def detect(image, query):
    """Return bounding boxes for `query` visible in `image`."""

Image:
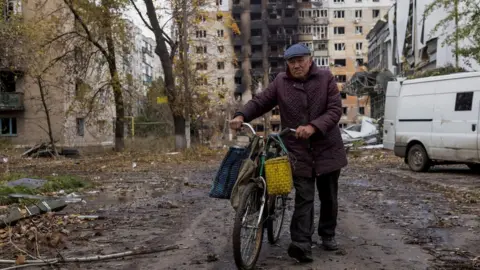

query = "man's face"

[286,56,312,79]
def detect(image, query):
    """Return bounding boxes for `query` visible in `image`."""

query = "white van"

[383,72,480,172]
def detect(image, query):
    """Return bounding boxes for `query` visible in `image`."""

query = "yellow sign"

[157,96,168,104]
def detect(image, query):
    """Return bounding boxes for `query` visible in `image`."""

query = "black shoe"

[321,237,338,251]
[288,243,313,263]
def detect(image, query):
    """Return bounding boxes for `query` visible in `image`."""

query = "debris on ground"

[6,178,47,189]
[342,117,380,145]
[0,199,67,228]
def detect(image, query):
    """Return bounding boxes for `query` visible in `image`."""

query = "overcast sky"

[125,0,172,40]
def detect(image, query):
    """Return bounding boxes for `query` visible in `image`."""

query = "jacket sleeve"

[309,72,342,135]
[234,78,279,122]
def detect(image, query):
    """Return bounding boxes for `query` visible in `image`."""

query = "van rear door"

[383,81,401,150]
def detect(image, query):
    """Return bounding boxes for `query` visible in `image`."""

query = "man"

[230,43,348,262]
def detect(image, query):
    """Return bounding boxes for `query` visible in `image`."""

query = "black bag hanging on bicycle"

[209,146,249,199]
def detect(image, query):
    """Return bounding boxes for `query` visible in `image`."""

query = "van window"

[455,92,473,111]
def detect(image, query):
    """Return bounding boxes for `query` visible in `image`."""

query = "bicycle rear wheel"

[232,182,264,270]
[267,195,286,244]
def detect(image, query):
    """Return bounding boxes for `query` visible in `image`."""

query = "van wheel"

[407,144,430,172]
[467,164,480,172]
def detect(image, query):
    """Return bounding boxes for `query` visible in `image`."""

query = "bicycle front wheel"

[232,182,264,270]
[267,195,286,244]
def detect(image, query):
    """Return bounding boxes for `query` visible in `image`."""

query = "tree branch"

[62,0,110,62]
[129,0,153,31]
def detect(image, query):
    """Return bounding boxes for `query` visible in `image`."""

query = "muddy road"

[10,151,479,270]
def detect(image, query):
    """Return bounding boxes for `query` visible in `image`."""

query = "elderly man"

[230,43,348,262]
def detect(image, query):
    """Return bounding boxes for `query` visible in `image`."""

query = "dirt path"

[27,153,478,270]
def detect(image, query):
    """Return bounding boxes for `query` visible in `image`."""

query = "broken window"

[234,77,242,84]
[251,12,261,20]
[334,59,346,67]
[217,62,225,70]
[455,92,473,111]
[0,71,16,92]
[217,29,224,37]
[372,9,380,18]
[0,118,17,136]
[355,26,363,35]
[356,42,363,50]
[217,77,225,85]
[340,92,347,99]
[76,118,85,137]
[342,107,348,115]
[218,46,224,53]
[359,107,365,114]
[334,26,345,35]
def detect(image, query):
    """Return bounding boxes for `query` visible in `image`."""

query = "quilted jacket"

[235,63,348,178]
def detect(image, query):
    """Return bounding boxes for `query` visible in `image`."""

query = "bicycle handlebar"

[278,127,296,137]
[241,123,256,135]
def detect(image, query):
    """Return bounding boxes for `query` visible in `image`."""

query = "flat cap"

[284,43,311,60]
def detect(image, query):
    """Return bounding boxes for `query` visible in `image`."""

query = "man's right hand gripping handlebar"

[229,115,245,130]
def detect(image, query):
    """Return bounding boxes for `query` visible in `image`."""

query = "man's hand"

[296,125,316,139]
[229,116,244,130]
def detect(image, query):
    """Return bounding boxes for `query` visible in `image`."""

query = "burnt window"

[251,13,261,20]
[334,59,346,67]
[234,77,242,84]
[455,92,473,111]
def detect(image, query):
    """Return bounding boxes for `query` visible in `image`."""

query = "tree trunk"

[180,0,191,149]
[103,0,125,151]
[37,76,58,156]
[261,0,270,135]
[241,0,252,99]
[174,115,186,150]
[144,0,186,150]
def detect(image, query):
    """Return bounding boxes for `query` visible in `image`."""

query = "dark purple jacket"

[235,64,348,178]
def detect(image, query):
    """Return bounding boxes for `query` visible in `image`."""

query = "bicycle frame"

[240,123,295,228]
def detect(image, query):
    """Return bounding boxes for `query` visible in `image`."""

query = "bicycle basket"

[209,146,249,199]
[264,156,293,195]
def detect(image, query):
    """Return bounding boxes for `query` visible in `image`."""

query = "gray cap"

[284,43,311,60]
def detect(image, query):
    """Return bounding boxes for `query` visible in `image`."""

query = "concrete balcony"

[0,92,24,111]
[251,51,263,60]
[250,36,263,45]
[251,20,264,29]
[299,17,328,25]
[251,4,262,13]
[0,48,26,72]
[313,50,329,57]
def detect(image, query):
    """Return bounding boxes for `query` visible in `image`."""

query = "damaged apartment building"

[0,0,155,149]
[231,0,392,133]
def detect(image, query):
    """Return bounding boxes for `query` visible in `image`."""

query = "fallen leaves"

[15,254,25,265]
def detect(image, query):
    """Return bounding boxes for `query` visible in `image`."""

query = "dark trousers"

[290,169,340,248]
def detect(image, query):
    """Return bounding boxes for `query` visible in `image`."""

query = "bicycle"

[232,123,296,270]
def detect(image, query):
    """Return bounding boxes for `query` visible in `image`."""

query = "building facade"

[327,0,392,126]
[122,21,163,118]
[230,0,392,131]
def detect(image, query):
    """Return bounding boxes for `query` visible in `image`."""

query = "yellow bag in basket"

[265,156,293,195]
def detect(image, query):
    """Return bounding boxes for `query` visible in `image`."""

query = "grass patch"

[0,173,92,205]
